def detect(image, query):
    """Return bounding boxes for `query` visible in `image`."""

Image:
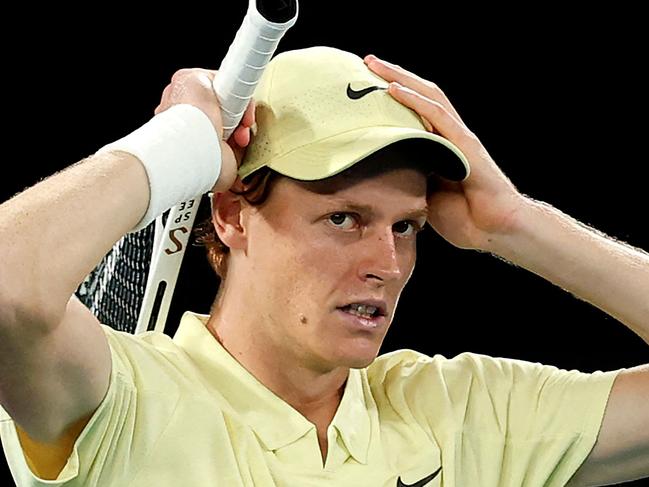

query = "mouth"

[337,303,386,318]
[336,301,388,330]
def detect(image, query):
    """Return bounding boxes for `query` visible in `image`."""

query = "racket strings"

[76,224,155,333]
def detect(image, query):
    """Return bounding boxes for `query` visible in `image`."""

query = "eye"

[327,213,424,237]
[393,220,423,237]
[327,212,357,230]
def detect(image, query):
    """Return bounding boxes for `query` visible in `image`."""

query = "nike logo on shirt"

[396,465,442,487]
[346,83,387,99]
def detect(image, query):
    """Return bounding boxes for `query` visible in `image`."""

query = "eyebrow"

[326,200,429,221]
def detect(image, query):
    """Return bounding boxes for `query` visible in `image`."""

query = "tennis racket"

[75,0,299,334]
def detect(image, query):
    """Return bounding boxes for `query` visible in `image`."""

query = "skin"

[157,59,528,256]
[201,54,530,409]
[154,67,256,193]
[4,55,645,483]
[20,52,635,481]
[360,55,528,252]
[208,166,428,414]
[157,58,531,461]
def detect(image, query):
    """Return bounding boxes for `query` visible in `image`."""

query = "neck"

[206,285,348,424]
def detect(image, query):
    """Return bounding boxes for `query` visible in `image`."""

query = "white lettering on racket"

[174,199,195,224]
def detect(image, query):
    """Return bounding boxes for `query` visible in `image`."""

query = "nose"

[357,228,403,285]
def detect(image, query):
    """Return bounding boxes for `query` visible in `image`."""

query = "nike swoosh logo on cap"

[396,466,442,487]
[346,83,387,100]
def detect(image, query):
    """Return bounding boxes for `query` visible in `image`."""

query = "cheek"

[247,218,346,313]
[250,239,324,312]
[281,242,343,323]
[401,247,417,279]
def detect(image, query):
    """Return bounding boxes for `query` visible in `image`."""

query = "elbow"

[0,290,67,336]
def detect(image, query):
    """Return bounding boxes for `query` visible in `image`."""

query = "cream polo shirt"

[1,311,622,486]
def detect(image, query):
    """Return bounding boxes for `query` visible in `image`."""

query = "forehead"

[293,166,428,198]
[294,141,431,194]
[260,168,428,228]
[292,143,431,197]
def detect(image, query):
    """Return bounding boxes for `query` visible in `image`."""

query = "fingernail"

[365,54,377,63]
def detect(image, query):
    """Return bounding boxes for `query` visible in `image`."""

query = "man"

[0,46,647,486]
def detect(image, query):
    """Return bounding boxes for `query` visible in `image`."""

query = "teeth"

[348,303,378,317]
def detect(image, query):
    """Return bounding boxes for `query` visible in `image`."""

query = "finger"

[232,125,250,148]
[174,67,216,77]
[226,124,252,162]
[213,142,238,192]
[233,144,245,167]
[364,55,465,124]
[201,68,219,77]
[419,113,436,133]
[427,173,464,196]
[226,137,247,169]
[171,68,195,83]
[388,82,472,152]
[154,84,171,114]
[241,99,256,127]
[160,83,172,102]
[202,69,255,128]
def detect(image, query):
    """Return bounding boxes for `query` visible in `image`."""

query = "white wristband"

[97,104,222,233]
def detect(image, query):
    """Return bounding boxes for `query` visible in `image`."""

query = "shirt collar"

[172,311,371,464]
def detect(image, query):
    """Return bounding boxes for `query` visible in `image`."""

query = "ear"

[210,177,248,251]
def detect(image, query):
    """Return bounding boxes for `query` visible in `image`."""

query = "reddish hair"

[193,166,280,280]
[193,140,440,280]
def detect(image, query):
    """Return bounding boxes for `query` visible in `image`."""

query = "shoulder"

[367,348,514,385]
[369,348,619,385]
[367,349,620,411]
[365,350,502,412]
[99,324,196,393]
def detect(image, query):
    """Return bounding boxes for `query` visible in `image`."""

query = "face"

[237,166,428,372]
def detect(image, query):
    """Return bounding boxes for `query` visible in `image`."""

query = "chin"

[334,343,380,369]
[347,355,378,369]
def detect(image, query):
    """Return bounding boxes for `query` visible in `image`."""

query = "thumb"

[212,141,238,193]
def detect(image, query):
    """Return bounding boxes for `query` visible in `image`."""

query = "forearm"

[0,151,149,326]
[486,198,649,345]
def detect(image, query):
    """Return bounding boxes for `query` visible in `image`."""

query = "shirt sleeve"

[436,352,623,486]
[371,349,623,486]
[0,325,138,487]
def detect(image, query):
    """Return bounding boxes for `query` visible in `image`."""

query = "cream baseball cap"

[238,46,470,182]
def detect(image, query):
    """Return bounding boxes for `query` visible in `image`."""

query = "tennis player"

[0,46,647,486]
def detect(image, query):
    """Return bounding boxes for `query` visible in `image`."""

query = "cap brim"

[260,126,470,182]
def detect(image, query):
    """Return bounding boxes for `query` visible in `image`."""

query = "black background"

[2,3,647,485]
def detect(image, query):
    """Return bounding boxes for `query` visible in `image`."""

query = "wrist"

[97,104,222,232]
[480,196,540,257]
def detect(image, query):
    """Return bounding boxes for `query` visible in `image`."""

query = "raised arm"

[363,53,649,485]
[485,193,649,486]
[0,68,249,457]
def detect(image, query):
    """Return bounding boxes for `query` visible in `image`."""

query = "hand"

[154,68,256,193]
[364,55,528,251]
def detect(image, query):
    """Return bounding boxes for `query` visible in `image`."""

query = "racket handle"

[215,0,298,140]
[135,0,298,335]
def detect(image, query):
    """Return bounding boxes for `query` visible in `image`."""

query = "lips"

[336,308,387,330]
[336,299,387,317]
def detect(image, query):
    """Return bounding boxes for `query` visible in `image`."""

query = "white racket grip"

[214,0,298,140]
[135,0,298,335]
